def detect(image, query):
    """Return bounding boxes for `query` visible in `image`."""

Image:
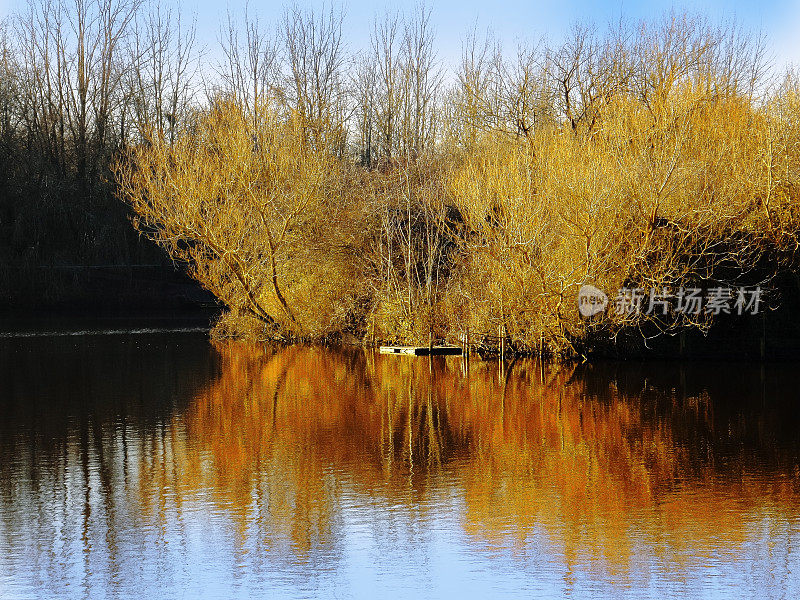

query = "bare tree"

[371,11,401,162]
[15,0,140,183]
[352,49,377,167]
[281,3,347,152]
[127,2,198,144]
[216,7,277,121]
[0,21,19,153]
[398,4,441,158]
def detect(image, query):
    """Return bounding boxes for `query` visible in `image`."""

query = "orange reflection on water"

[136,342,800,575]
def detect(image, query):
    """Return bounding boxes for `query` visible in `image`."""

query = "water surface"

[1,335,799,599]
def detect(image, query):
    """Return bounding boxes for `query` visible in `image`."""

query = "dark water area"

[0,309,216,338]
[1,334,800,599]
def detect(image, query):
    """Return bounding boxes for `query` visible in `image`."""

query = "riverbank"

[3,270,800,360]
[0,307,219,338]
[205,302,800,362]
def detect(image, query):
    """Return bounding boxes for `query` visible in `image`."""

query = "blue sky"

[184,0,800,72]
[2,0,799,71]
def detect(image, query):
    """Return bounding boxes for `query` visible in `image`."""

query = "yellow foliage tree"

[446,31,800,355]
[115,101,369,339]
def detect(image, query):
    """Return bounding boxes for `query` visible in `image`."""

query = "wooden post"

[496,324,502,383]
[499,324,504,360]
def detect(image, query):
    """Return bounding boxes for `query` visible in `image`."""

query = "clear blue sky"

[2,0,799,71]
[186,0,800,72]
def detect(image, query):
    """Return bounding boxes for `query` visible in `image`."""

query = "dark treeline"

[0,0,201,306]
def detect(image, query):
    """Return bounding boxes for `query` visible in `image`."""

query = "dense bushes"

[115,12,800,357]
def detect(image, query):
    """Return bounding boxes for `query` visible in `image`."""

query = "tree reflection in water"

[140,344,800,578]
[3,339,800,597]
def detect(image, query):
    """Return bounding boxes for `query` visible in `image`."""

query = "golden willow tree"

[115,9,800,355]
[445,16,800,355]
[115,102,371,339]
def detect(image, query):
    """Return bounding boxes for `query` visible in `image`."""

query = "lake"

[1,333,799,599]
